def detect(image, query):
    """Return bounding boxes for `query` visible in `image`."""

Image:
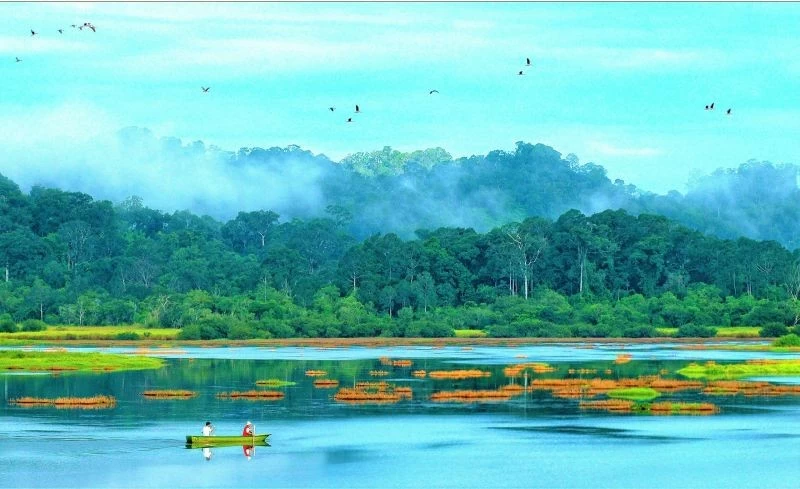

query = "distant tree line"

[1,171,800,339]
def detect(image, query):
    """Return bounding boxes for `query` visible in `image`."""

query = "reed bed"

[678,360,800,379]
[11,395,116,409]
[333,387,401,404]
[412,370,427,378]
[216,390,285,400]
[305,370,328,377]
[430,389,514,403]
[142,389,197,399]
[649,402,718,415]
[313,379,340,388]
[394,386,413,399]
[391,360,413,367]
[614,354,633,364]
[578,399,635,412]
[254,379,296,387]
[355,381,390,390]
[428,369,491,380]
[379,357,392,366]
[370,370,389,377]
[568,368,597,375]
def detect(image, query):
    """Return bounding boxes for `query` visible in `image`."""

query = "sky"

[1,1,799,199]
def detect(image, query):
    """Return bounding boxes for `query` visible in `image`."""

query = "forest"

[2,140,800,339]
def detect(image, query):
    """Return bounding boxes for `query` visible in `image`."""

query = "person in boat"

[202,421,215,436]
[242,421,254,436]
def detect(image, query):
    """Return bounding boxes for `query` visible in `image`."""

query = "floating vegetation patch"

[369,370,389,377]
[430,389,515,403]
[333,388,401,404]
[677,360,800,380]
[614,354,633,364]
[313,379,340,388]
[649,402,718,415]
[607,387,660,401]
[412,370,427,378]
[568,368,597,375]
[429,369,491,380]
[355,381,390,390]
[255,379,296,387]
[305,370,328,377]
[10,395,116,409]
[216,390,285,401]
[578,399,635,413]
[392,360,413,367]
[142,389,197,399]
[504,363,555,377]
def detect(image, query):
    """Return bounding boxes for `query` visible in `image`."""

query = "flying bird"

[58,29,63,34]
[518,70,525,76]
[704,102,715,111]
[30,29,37,36]
[201,87,210,92]
[355,104,361,113]
[83,22,96,32]
[429,90,439,95]
[15,57,21,62]
[726,108,732,115]
[328,107,336,111]
[346,117,353,123]
[526,57,531,66]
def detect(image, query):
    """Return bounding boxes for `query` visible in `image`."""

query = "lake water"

[1,343,799,488]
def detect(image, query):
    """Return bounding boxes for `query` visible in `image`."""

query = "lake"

[1,343,799,488]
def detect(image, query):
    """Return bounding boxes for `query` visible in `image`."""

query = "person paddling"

[242,421,254,436]
[202,421,215,436]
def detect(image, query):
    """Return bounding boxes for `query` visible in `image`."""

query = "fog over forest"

[5,127,799,249]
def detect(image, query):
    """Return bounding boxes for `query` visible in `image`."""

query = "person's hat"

[246,421,252,425]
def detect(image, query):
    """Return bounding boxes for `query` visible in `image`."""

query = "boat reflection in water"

[203,447,212,461]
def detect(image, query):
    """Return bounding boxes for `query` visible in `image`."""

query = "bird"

[201,87,210,92]
[83,22,96,32]
[346,117,353,123]
[58,29,63,34]
[328,107,336,112]
[15,57,21,63]
[706,102,714,110]
[526,57,531,66]
[429,90,439,95]
[355,104,361,113]
[30,29,37,36]
[71,24,77,28]
[726,108,732,115]
[518,70,525,75]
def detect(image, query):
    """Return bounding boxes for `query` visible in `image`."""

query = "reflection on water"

[1,344,799,488]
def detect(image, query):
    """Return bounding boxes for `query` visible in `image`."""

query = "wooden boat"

[185,434,270,446]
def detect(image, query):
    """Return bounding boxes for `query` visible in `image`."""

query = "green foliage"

[760,322,789,338]
[0,318,17,333]
[676,324,717,338]
[607,387,660,401]
[114,331,141,340]
[772,333,800,347]
[20,319,47,332]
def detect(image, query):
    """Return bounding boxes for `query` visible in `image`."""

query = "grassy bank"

[0,350,165,372]
[677,360,800,380]
[0,325,179,341]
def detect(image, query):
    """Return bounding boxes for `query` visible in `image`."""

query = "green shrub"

[676,323,717,338]
[0,319,18,333]
[21,319,47,332]
[760,322,789,337]
[114,332,141,340]
[773,333,800,347]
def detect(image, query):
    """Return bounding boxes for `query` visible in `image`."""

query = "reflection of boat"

[185,434,270,447]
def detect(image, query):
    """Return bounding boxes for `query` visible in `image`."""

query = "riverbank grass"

[0,350,164,372]
[0,325,179,341]
[607,387,661,401]
[677,360,800,380]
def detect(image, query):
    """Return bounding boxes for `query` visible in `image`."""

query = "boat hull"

[186,434,270,446]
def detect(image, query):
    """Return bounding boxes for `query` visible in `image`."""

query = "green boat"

[185,434,270,446]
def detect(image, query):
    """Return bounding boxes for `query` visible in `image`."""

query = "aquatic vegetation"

[370,370,389,376]
[412,370,427,378]
[504,363,555,377]
[392,360,413,367]
[0,350,164,372]
[430,389,515,403]
[313,379,340,388]
[607,387,660,401]
[255,379,296,387]
[355,381,390,390]
[305,370,328,377]
[333,387,401,404]
[142,390,197,399]
[11,395,116,409]
[649,402,718,415]
[614,354,632,364]
[216,390,285,400]
[677,360,800,380]
[568,368,597,375]
[578,399,635,412]
[428,369,491,379]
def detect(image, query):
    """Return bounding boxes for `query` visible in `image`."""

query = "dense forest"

[2,162,800,339]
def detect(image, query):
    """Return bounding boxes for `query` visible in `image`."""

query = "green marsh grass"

[0,350,164,372]
[678,360,800,380]
[607,387,661,401]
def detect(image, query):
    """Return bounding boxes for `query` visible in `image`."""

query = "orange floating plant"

[142,389,197,399]
[313,379,340,388]
[217,390,285,400]
[305,370,328,377]
[428,369,491,380]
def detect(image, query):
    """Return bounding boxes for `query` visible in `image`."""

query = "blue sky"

[1,2,799,196]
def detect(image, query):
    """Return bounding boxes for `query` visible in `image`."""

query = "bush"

[114,332,141,340]
[676,323,717,338]
[760,322,789,338]
[773,333,800,347]
[21,319,47,332]
[0,319,18,333]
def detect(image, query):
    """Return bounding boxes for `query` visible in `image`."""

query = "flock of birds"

[14,26,733,121]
